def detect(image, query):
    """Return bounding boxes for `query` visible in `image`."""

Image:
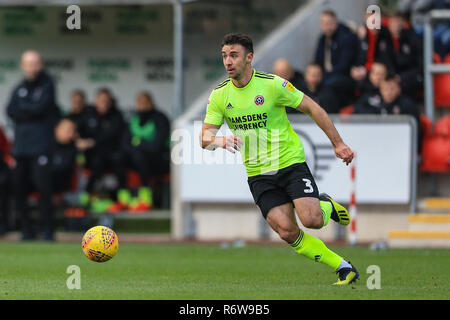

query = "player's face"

[222,44,252,80]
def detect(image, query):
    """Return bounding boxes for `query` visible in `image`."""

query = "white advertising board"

[178,117,414,204]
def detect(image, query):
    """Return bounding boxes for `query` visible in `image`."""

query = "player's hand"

[334,143,354,166]
[220,135,243,153]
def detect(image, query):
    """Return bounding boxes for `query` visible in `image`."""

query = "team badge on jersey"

[282,80,295,92]
[254,95,265,106]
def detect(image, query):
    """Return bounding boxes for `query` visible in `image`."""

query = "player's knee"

[301,213,323,229]
[278,227,299,243]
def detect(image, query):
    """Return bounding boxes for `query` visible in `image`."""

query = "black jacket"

[355,92,419,124]
[67,105,94,139]
[314,24,359,77]
[51,141,77,177]
[355,26,396,72]
[81,105,125,154]
[392,28,422,74]
[122,109,170,154]
[6,71,60,157]
[297,80,340,114]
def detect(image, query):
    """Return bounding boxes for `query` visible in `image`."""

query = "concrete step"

[387,229,450,248]
[418,198,450,213]
[408,214,450,230]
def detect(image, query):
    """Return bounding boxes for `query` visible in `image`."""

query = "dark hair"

[391,11,406,19]
[138,91,155,106]
[221,33,254,54]
[321,10,337,19]
[71,89,85,99]
[306,62,322,70]
[57,117,76,128]
[383,74,400,83]
[96,87,112,97]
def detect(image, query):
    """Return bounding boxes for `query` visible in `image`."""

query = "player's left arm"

[297,95,354,165]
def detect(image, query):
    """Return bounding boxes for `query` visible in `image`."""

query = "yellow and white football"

[82,226,119,262]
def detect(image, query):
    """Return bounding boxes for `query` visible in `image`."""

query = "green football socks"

[290,230,343,270]
[320,200,332,227]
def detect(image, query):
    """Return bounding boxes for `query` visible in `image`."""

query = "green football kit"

[203,69,357,284]
[204,69,305,176]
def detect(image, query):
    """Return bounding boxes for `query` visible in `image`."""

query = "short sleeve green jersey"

[204,69,306,176]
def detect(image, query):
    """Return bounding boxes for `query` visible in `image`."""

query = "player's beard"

[230,63,246,81]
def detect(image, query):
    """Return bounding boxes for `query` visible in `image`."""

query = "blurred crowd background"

[0,0,448,241]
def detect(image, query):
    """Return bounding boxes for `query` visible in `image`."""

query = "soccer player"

[200,33,359,285]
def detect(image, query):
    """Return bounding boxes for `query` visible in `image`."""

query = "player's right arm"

[200,89,242,153]
[200,123,242,153]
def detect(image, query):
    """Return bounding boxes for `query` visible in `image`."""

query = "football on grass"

[82,226,119,262]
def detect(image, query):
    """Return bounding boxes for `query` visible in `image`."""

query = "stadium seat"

[420,114,433,138]
[434,115,450,137]
[434,54,450,108]
[420,135,450,173]
[339,105,355,115]
[420,115,450,173]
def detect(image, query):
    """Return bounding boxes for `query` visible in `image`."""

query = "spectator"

[80,88,125,210]
[355,74,420,126]
[0,126,13,236]
[67,90,95,155]
[398,0,450,59]
[387,12,423,98]
[6,50,60,241]
[272,58,304,114]
[356,61,388,97]
[353,13,396,75]
[298,63,340,113]
[314,10,359,109]
[109,92,171,213]
[67,90,87,125]
[51,119,77,193]
[272,58,304,88]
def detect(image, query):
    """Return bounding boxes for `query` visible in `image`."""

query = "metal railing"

[424,9,450,122]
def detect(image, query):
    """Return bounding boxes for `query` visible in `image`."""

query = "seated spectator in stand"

[355,61,388,97]
[397,0,450,60]
[355,74,419,126]
[67,90,88,129]
[314,10,358,109]
[352,12,396,81]
[51,119,77,194]
[67,90,95,161]
[0,126,13,236]
[298,63,340,113]
[80,88,125,211]
[388,12,423,98]
[109,91,171,213]
[272,58,304,114]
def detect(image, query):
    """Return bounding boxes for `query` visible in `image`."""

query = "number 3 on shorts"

[302,178,314,193]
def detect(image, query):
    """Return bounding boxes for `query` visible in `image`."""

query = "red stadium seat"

[434,115,450,137]
[434,54,450,108]
[420,115,450,173]
[420,135,450,172]
[420,114,433,138]
[433,52,442,63]
[339,105,355,115]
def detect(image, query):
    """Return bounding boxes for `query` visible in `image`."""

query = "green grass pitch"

[0,242,448,300]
